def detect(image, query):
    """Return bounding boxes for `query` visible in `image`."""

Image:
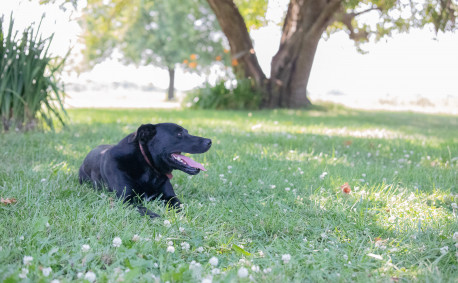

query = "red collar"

[139,142,154,168]
[139,143,173,179]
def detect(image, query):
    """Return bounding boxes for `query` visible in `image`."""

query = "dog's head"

[129,123,212,175]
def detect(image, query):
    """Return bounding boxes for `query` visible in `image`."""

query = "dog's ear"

[128,124,156,143]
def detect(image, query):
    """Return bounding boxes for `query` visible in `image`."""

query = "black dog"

[79,123,211,218]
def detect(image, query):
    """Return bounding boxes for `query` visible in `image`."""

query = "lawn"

[0,105,457,282]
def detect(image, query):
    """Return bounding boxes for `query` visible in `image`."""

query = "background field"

[0,106,457,282]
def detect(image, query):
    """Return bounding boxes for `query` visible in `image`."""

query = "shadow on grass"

[0,106,456,281]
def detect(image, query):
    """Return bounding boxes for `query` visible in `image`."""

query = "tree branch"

[307,0,342,38]
[333,5,381,41]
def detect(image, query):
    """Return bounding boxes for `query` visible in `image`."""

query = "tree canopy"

[207,0,457,107]
[78,0,225,99]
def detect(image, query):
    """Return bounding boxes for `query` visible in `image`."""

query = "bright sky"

[2,0,458,100]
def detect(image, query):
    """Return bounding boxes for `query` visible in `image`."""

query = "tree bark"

[207,0,342,108]
[206,0,266,87]
[268,0,341,108]
[167,66,175,101]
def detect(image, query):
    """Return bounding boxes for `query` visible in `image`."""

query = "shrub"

[0,14,67,132]
[184,78,262,110]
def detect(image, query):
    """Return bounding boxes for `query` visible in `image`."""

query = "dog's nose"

[205,139,212,147]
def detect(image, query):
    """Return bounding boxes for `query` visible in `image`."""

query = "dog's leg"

[158,180,182,210]
[108,175,160,219]
[120,192,161,219]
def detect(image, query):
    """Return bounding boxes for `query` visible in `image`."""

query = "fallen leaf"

[1,197,17,205]
[367,253,383,260]
[344,140,353,146]
[341,182,351,194]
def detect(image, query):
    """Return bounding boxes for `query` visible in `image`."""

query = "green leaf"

[124,267,141,281]
[232,244,251,256]
[33,216,49,233]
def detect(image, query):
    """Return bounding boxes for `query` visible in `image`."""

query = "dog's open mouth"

[171,153,207,172]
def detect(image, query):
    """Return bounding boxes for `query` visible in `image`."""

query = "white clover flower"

[211,268,221,275]
[196,246,204,253]
[167,241,174,246]
[85,271,96,282]
[440,246,449,255]
[154,234,162,242]
[181,242,190,251]
[81,244,90,252]
[320,233,328,239]
[202,277,213,283]
[77,272,83,278]
[19,268,28,279]
[282,254,291,264]
[320,172,328,180]
[23,256,33,265]
[343,254,348,261]
[452,203,458,209]
[189,260,202,270]
[50,280,60,283]
[167,246,175,253]
[179,227,185,232]
[251,265,260,272]
[112,237,122,247]
[163,220,171,227]
[42,267,52,277]
[270,185,276,189]
[238,267,249,278]
[375,241,386,250]
[453,232,458,242]
[209,256,219,266]
[263,267,272,274]
[285,187,291,191]
[132,234,140,242]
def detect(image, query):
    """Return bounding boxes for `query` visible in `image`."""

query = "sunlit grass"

[0,106,457,282]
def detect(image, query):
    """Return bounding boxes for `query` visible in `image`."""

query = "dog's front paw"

[166,197,182,212]
[137,206,160,218]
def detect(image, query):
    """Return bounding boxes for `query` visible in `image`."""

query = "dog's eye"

[177,132,183,137]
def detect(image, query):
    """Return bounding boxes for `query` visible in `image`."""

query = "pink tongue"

[178,154,207,171]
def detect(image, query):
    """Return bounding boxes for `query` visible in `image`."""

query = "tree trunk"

[206,0,266,87]
[167,66,175,101]
[268,0,341,108]
[207,0,341,108]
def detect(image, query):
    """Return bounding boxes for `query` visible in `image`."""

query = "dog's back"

[78,145,113,188]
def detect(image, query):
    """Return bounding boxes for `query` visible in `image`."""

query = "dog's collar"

[139,143,173,179]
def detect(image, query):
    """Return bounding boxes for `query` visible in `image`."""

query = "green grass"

[0,105,457,282]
